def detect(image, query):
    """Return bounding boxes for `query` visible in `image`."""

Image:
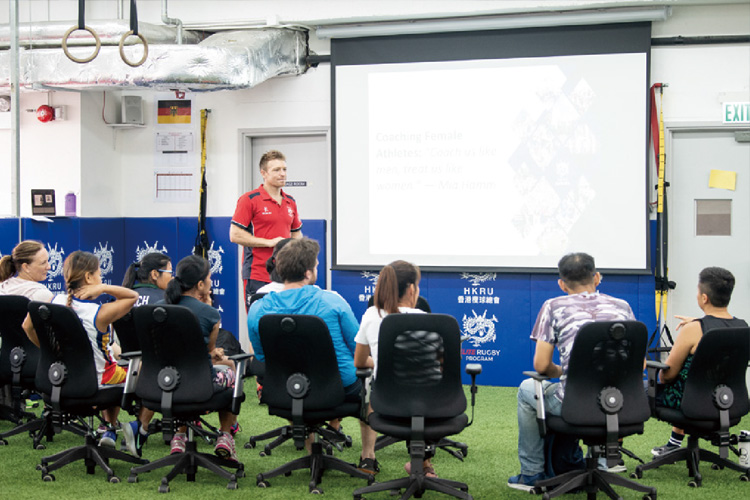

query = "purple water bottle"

[65,192,76,216]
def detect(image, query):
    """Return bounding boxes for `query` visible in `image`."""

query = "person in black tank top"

[651,267,747,457]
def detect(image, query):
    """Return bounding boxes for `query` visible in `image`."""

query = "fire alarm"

[36,104,55,123]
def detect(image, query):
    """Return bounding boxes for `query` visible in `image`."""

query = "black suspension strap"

[62,0,101,64]
[194,109,211,259]
[119,0,149,67]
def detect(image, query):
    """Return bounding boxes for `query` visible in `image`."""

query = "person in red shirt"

[230,150,303,310]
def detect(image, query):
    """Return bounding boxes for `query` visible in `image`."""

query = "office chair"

[254,314,374,494]
[633,326,750,487]
[525,321,657,500]
[352,313,482,500]
[26,301,148,482]
[113,311,222,445]
[244,293,352,457]
[126,305,251,492]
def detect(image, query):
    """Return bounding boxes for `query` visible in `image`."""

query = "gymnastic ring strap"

[119,0,148,67]
[62,0,100,64]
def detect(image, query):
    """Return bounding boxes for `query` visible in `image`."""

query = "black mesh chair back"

[0,295,37,388]
[681,327,750,421]
[560,321,650,428]
[112,310,140,354]
[371,313,466,421]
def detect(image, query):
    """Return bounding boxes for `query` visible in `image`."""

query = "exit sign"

[723,102,750,123]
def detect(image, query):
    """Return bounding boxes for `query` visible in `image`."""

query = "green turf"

[1,385,749,499]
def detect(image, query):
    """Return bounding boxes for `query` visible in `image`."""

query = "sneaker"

[597,457,627,473]
[229,422,241,437]
[214,432,238,462]
[25,399,39,410]
[170,433,187,455]
[507,472,546,492]
[357,457,380,475]
[122,421,148,457]
[99,430,117,448]
[651,442,681,457]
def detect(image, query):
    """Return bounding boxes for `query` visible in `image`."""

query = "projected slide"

[335,53,647,271]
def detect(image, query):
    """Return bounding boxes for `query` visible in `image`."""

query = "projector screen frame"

[331,22,653,274]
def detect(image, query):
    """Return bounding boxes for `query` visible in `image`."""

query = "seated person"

[24,251,138,450]
[247,238,374,460]
[121,252,173,306]
[650,266,747,457]
[0,240,54,302]
[354,260,426,476]
[158,255,239,461]
[120,251,173,457]
[256,238,293,294]
[508,252,636,491]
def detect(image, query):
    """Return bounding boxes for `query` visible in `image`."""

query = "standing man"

[230,150,303,310]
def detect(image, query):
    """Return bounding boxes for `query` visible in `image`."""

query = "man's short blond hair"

[259,150,286,171]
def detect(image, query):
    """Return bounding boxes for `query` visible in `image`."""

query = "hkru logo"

[462,309,498,347]
[208,242,224,275]
[460,272,496,286]
[358,271,380,303]
[135,241,168,262]
[94,242,115,277]
[46,243,65,281]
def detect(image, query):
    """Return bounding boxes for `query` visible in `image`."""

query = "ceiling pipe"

[161,0,183,45]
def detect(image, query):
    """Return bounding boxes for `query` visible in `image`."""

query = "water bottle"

[65,192,76,216]
[739,430,750,467]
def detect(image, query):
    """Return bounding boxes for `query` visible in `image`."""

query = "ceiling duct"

[0,24,309,92]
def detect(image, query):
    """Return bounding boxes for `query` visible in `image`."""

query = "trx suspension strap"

[648,83,675,358]
[194,109,211,258]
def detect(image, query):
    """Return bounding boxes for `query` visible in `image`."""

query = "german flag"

[157,100,191,124]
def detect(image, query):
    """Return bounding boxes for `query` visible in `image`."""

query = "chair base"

[0,409,88,449]
[128,439,243,492]
[634,435,750,487]
[246,422,352,456]
[256,441,373,494]
[375,435,469,461]
[38,434,147,482]
[354,456,471,500]
[535,457,656,500]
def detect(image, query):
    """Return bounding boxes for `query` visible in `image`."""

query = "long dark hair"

[122,252,171,288]
[373,260,420,315]
[164,255,210,304]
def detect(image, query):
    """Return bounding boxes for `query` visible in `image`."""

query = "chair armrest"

[645,360,669,412]
[120,350,142,361]
[229,354,254,414]
[120,353,142,412]
[524,371,548,437]
[355,368,373,421]
[356,367,373,379]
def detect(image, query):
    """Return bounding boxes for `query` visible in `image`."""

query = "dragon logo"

[46,243,65,281]
[361,271,380,285]
[208,242,224,275]
[93,242,114,277]
[461,272,497,286]
[462,309,498,347]
[135,241,168,262]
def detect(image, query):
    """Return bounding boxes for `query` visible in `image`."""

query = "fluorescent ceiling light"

[316,7,670,39]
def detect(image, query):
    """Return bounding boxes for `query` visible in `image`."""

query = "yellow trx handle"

[657,91,665,214]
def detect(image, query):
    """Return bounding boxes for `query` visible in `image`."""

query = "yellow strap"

[657,91,665,214]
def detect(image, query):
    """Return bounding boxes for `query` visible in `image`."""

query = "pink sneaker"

[214,432,238,462]
[170,433,187,454]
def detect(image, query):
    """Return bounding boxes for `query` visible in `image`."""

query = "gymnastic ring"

[119,30,149,67]
[62,25,101,64]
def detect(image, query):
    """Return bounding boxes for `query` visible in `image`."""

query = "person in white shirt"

[353,260,429,477]
[0,240,54,302]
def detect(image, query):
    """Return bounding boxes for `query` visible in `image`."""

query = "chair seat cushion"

[268,401,360,423]
[654,407,742,433]
[547,415,644,441]
[142,388,242,418]
[43,386,123,416]
[368,413,468,441]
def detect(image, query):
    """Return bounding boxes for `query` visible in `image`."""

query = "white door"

[667,127,750,386]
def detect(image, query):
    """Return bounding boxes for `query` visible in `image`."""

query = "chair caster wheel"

[368,475,375,485]
[345,436,353,448]
[687,480,700,488]
[711,463,722,470]
[284,471,292,477]
[740,474,749,482]
[128,474,138,483]
[310,486,323,494]
[643,494,656,500]
[632,467,643,479]
[108,475,120,483]
[257,480,270,488]
[227,481,238,490]
[158,484,170,493]
[245,440,256,449]
[42,471,55,482]
[35,443,46,450]
[0,439,7,446]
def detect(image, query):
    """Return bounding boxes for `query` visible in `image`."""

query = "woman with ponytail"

[162,254,239,462]
[122,252,172,306]
[353,260,427,476]
[40,251,138,449]
[0,240,54,302]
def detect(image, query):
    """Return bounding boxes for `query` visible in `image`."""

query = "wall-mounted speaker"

[121,95,143,125]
